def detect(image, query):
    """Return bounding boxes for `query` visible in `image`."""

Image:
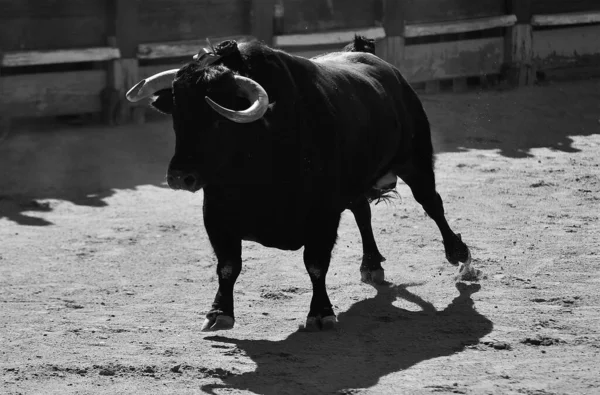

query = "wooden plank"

[138,36,256,60]
[280,0,382,34]
[138,0,248,44]
[401,37,505,82]
[404,15,516,38]
[0,70,106,117]
[531,11,600,26]
[2,47,121,67]
[274,27,385,47]
[251,0,275,45]
[533,24,600,70]
[404,15,517,38]
[0,1,108,51]
[403,0,506,24]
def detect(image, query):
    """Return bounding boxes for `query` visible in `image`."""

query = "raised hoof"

[299,315,338,332]
[201,315,235,332]
[454,251,484,282]
[360,269,385,284]
[445,233,470,266]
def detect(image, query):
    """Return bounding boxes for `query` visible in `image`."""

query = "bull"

[125,36,472,332]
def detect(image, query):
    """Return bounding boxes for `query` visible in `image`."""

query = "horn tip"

[125,80,146,102]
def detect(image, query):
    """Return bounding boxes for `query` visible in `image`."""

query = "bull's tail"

[366,185,399,205]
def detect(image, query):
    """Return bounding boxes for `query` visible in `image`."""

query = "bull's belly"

[204,188,310,251]
[241,227,305,251]
[241,199,310,250]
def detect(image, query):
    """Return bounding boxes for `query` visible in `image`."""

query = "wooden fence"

[1,0,600,132]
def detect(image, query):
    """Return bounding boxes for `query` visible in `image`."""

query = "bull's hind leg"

[301,210,340,331]
[399,167,471,267]
[349,196,386,284]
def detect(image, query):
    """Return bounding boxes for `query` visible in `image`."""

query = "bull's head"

[125,41,270,192]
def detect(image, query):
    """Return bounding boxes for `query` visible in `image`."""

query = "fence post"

[0,64,11,137]
[377,0,406,70]
[251,0,276,46]
[105,0,141,124]
[505,0,534,86]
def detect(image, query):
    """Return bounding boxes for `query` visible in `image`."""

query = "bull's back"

[309,52,413,204]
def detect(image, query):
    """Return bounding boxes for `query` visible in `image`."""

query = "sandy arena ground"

[1,78,599,394]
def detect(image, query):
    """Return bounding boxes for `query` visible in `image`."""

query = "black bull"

[125,37,472,332]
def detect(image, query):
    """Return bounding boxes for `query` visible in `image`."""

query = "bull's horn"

[205,75,269,123]
[126,69,179,102]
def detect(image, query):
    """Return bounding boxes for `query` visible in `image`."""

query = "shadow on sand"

[0,115,172,226]
[202,281,492,394]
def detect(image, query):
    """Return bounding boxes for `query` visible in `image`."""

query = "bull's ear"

[150,88,174,114]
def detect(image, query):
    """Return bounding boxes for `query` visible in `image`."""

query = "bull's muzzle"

[167,170,202,192]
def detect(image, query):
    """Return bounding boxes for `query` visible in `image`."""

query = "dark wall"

[403,0,506,24]
[531,0,600,14]
[0,1,108,51]
[280,0,382,34]
[137,0,250,43]
[0,0,250,53]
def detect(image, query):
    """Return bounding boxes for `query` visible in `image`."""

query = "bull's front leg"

[201,252,241,331]
[201,206,242,332]
[301,210,341,331]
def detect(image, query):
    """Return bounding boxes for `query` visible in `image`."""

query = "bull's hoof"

[201,315,235,332]
[445,233,470,266]
[360,269,385,284]
[299,315,338,332]
[360,252,385,284]
[454,251,484,282]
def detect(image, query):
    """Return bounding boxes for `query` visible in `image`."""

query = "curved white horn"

[126,69,179,102]
[205,75,269,123]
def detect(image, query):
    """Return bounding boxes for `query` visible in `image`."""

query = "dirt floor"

[1,78,599,394]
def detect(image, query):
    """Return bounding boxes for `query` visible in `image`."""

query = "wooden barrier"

[532,19,600,80]
[2,0,600,133]
[0,46,120,133]
[402,37,505,82]
[504,0,534,86]
[404,15,516,38]
[1,48,120,67]
[0,70,107,117]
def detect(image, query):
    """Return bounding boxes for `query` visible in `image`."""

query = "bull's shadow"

[203,282,492,394]
[0,116,172,226]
